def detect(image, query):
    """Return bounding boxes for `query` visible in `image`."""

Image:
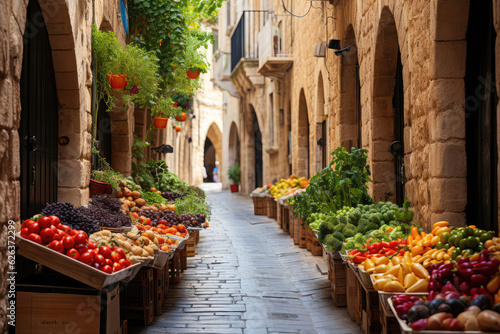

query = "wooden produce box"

[298,220,307,248]
[346,264,360,323]
[293,212,300,245]
[379,295,400,334]
[153,267,166,315]
[357,271,382,334]
[266,196,277,219]
[287,206,295,239]
[276,201,282,226]
[282,204,290,233]
[252,196,267,215]
[17,274,120,334]
[121,268,154,326]
[169,249,182,284]
[329,255,347,306]
[186,232,197,257]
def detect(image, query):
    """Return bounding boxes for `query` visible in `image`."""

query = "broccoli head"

[334,223,346,234]
[318,221,335,243]
[348,209,362,226]
[326,215,339,226]
[333,231,345,241]
[324,234,343,252]
[339,215,349,225]
[369,213,382,225]
[358,221,379,234]
[342,223,357,238]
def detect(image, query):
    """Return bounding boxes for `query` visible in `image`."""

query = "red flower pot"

[90,179,112,195]
[230,185,239,193]
[154,117,168,129]
[187,69,200,79]
[107,74,128,89]
[175,112,187,122]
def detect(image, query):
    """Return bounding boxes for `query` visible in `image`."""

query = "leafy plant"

[172,92,192,108]
[151,96,181,118]
[91,169,123,190]
[228,164,241,185]
[174,192,211,219]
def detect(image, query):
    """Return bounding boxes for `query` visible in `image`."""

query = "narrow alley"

[131,191,360,334]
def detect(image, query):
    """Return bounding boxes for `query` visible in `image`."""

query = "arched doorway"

[228,122,240,167]
[19,0,59,218]
[204,122,223,183]
[298,89,310,177]
[316,73,328,171]
[339,25,362,149]
[372,7,405,205]
[251,107,263,188]
[465,0,498,232]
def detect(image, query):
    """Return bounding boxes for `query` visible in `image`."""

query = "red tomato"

[75,244,89,254]
[114,248,126,259]
[57,230,70,238]
[27,233,42,244]
[145,218,151,225]
[58,224,72,234]
[158,220,167,225]
[101,265,113,274]
[118,258,131,268]
[48,215,60,226]
[105,259,113,267]
[93,262,101,270]
[48,240,64,253]
[27,222,40,235]
[20,228,30,238]
[74,233,87,245]
[21,219,34,230]
[38,216,52,229]
[62,236,75,250]
[69,229,77,236]
[40,228,55,244]
[54,233,63,241]
[79,251,94,265]
[66,248,79,260]
[110,251,122,263]
[112,262,122,272]
[75,230,88,239]
[87,241,97,249]
[94,254,106,266]
[99,246,112,259]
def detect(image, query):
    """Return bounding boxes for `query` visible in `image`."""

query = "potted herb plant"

[184,35,208,80]
[90,170,121,195]
[151,97,178,129]
[228,164,241,193]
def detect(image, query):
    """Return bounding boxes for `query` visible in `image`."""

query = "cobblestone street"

[131,191,360,334]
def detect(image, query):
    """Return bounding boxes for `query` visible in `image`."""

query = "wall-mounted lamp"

[335,46,351,56]
[327,39,341,50]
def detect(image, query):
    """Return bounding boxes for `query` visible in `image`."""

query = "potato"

[101,230,112,237]
[131,245,143,256]
[156,191,161,195]
[117,190,123,198]
[127,196,134,201]
[144,245,154,256]
[122,240,133,251]
[135,198,146,207]
[167,204,176,211]
[131,191,141,199]
[478,310,500,331]
[121,203,129,213]
[123,187,132,197]
[141,249,149,257]
[150,187,157,192]
[146,231,155,240]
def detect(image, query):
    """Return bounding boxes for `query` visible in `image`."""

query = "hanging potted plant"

[228,164,241,193]
[184,35,208,80]
[151,97,177,129]
[90,170,121,195]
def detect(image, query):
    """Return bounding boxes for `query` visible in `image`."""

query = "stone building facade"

[0,0,125,330]
[216,0,500,232]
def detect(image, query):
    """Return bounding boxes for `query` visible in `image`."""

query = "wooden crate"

[293,214,300,245]
[298,220,307,248]
[252,196,267,215]
[186,232,196,257]
[358,273,381,334]
[287,207,295,239]
[276,201,282,226]
[282,205,290,232]
[306,225,313,251]
[180,244,187,271]
[153,267,165,315]
[311,236,323,256]
[122,267,154,326]
[194,229,200,245]
[329,257,347,306]
[169,250,182,284]
[163,261,170,296]
[267,196,277,219]
[346,265,359,323]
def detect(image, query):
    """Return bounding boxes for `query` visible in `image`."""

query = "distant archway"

[372,7,404,204]
[297,89,310,177]
[204,122,223,183]
[228,122,240,168]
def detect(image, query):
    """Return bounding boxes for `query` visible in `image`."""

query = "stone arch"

[228,121,240,168]
[371,6,405,204]
[297,89,310,177]
[205,122,223,183]
[339,25,361,149]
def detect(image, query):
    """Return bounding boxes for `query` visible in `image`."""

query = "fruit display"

[20,215,130,273]
[268,175,309,199]
[434,224,494,260]
[136,209,207,228]
[78,195,131,228]
[350,239,408,264]
[136,222,188,238]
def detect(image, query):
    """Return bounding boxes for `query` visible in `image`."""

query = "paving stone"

[131,191,360,334]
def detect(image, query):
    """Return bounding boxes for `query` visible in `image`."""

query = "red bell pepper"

[473,261,499,276]
[470,273,489,287]
[352,254,366,263]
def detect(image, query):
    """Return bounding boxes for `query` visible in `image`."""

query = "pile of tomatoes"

[21,215,130,274]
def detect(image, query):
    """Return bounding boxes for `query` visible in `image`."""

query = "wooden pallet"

[253,196,267,215]
[153,266,166,315]
[267,196,277,219]
[329,256,347,306]
[122,267,155,326]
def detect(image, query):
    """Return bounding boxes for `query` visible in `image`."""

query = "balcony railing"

[257,16,293,78]
[230,10,270,72]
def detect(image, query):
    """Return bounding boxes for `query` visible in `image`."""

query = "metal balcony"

[257,17,293,78]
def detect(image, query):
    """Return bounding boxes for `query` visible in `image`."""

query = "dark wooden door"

[19,0,59,219]
[465,0,498,232]
[393,50,405,206]
[253,111,263,188]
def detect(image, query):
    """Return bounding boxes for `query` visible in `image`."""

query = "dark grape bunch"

[90,195,123,214]
[139,209,205,227]
[42,202,99,235]
[76,205,131,228]
[161,192,187,201]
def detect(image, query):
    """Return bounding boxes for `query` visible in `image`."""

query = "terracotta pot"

[154,117,168,129]
[230,185,239,193]
[174,125,182,132]
[90,179,112,195]
[186,69,200,79]
[175,112,187,122]
[107,74,128,89]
